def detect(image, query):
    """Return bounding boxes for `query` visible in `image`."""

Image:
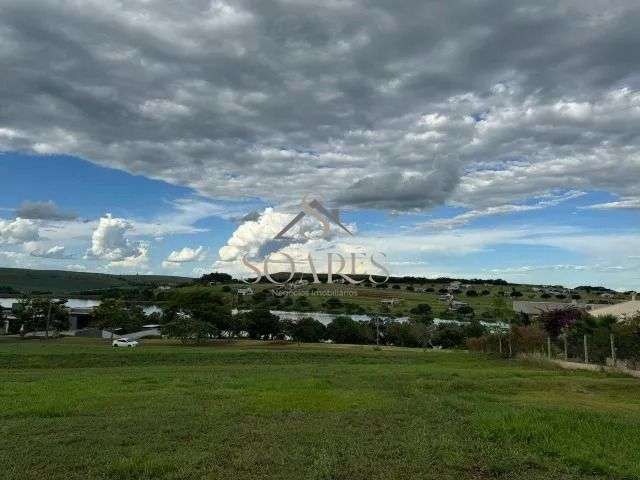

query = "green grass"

[1,338,639,479]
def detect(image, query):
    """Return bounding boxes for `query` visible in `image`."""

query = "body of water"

[0,298,161,315]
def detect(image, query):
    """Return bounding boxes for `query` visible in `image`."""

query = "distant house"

[157,285,172,291]
[415,287,428,293]
[68,307,94,330]
[447,281,461,291]
[599,293,615,299]
[381,298,400,306]
[449,300,468,311]
[438,293,453,302]
[236,287,254,296]
[590,294,640,320]
[293,279,309,289]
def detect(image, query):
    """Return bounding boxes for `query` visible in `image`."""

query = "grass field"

[1,339,639,479]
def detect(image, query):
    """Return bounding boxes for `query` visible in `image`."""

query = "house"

[590,294,640,320]
[599,293,615,299]
[449,300,468,311]
[447,281,461,291]
[236,287,254,296]
[415,287,428,293]
[293,279,309,289]
[438,293,453,302]
[381,298,400,306]
[68,307,94,330]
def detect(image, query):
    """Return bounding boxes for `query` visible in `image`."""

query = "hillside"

[0,267,192,295]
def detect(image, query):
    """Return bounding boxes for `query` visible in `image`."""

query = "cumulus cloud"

[16,200,77,220]
[166,246,206,263]
[1,1,639,212]
[162,245,206,268]
[107,242,150,270]
[218,207,354,263]
[0,217,39,244]
[85,214,147,263]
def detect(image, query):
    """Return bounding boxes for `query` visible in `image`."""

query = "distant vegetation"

[0,267,192,295]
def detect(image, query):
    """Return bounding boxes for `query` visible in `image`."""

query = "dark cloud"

[16,201,77,221]
[336,161,460,210]
[0,0,639,210]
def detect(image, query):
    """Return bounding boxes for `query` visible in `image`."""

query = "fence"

[467,325,640,371]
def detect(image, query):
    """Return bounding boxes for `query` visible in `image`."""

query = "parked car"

[112,338,139,348]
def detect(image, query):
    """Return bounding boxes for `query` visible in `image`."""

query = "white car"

[112,338,139,348]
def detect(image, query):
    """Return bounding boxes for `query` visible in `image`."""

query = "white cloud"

[218,207,347,263]
[166,246,206,263]
[29,245,71,259]
[0,217,39,244]
[107,242,150,270]
[65,263,87,271]
[418,191,585,230]
[162,245,207,268]
[85,214,146,262]
[582,197,640,210]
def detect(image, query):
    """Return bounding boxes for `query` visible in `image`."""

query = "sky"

[0,0,639,290]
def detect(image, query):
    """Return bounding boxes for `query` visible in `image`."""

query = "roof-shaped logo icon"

[274,195,353,240]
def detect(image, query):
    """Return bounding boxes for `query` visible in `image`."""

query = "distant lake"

[0,298,161,315]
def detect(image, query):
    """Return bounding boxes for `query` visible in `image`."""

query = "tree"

[409,303,433,324]
[490,297,512,321]
[326,316,367,344]
[463,319,486,339]
[456,305,475,318]
[432,324,466,349]
[540,308,583,338]
[245,308,281,339]
[291,317,326,343]
[163,316,217,343]
[91,299,130,335]
[14,297,69,337]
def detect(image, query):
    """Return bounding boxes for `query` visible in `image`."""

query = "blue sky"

[1,152,638,291]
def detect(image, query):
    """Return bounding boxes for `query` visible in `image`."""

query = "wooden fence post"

[547,336,551,360]
[610,333,616,366]
[583,334,589,364]
[563,335,568,360]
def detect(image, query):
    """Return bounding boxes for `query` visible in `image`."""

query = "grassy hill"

[0,267,192,295]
